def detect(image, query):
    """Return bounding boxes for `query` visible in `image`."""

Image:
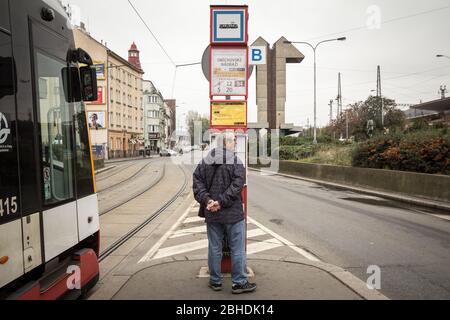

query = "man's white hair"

[223,131,236,144]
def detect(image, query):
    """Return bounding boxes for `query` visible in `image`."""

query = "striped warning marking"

[139,203,320,263]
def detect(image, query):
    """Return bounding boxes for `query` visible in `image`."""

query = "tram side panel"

[1,0,100,296]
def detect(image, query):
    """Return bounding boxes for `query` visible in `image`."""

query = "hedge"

[352,129,450,175]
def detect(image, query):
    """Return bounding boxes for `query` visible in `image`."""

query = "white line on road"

[247,217,321,262]
[151,228,269,260]
[139,204,195,263]
[247,240,283,255]
[170,225,207,238]
[184,217,204,224]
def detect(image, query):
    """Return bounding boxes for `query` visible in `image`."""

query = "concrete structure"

[143,80,170,153]
[74,27,145,160]
[249,37,305,135]
[253,161,450,204]
[407,97,450,126]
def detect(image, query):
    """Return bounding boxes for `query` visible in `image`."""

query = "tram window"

[35,51,75,206]
[0,30,20,224]
[0,0,10,32]
[74,102,94,197]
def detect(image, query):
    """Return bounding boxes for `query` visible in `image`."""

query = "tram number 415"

[0,197,18,217]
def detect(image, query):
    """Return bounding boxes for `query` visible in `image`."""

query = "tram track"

[99,162,167,216]
[98,165,190,262]
[96,158,154,183]
[97,160,156,193]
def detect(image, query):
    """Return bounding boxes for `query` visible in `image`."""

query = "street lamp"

[285,37,347,144]
[437,54,450,59]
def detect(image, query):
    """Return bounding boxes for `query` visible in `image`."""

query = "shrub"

[352,128,450,175]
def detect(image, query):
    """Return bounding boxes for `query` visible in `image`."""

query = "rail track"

[99,165,190,262]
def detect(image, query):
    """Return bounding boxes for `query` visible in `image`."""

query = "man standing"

[193,132,257,294]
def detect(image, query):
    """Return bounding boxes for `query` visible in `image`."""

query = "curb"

[122,254,388,300]
[249,168,450,213]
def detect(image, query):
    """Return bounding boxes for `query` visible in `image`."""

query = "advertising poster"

[87,86,104,105]
[211,101,247,128]
[88,112,105,130]
[94,63,106,80]
[211,48,247,96]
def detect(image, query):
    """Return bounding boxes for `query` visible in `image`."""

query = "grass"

[297,144,355,166]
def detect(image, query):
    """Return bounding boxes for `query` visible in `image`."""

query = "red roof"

[129,42,138,51]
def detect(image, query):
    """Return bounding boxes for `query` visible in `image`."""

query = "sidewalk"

[110,255,388,300]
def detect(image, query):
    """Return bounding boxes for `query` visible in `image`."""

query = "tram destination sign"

[211,47,248,97]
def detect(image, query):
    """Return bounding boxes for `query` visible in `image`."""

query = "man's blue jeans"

[207,220,247,286]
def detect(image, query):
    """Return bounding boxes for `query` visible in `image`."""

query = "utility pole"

[377,65,385,128]
[336,73,343,117]
[439,85,448,99]
[329,100,334,123]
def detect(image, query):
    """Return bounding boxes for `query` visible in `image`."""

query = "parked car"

[160,149,178,157]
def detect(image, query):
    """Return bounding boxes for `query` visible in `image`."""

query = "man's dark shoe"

[232,282,257,294]
[209,282,223,292]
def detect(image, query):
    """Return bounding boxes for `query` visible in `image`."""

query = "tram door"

[31,22,80,263]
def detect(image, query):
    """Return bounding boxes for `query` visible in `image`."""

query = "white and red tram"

[0,0,101,299]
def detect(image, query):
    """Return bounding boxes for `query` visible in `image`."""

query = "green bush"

[352,128,450,175]
[279,145,317,160]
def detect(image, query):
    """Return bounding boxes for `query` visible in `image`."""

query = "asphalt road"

[248,171,450,300]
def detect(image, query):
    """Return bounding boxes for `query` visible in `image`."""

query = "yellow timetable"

[211,101,247,127]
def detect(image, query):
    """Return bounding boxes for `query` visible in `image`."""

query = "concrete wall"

[254,161,450,203]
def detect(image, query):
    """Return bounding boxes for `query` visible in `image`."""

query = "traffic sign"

[211,101,247,128]
[210,47,248,97]
[210,6,248,45]
[249,46,266,65]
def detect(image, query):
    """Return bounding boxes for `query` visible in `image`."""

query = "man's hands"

[207,200,221,213]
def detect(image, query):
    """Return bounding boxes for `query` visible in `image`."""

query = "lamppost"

[285,37,346,144]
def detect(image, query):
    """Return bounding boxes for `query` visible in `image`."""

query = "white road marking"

[170,225,207,238]
[151,228,268,261]
[184,217,204,224]
[247,240,283,255]
[247,217,321,262]
[139,204,195,263]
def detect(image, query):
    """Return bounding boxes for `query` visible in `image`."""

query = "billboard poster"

[87,86,104,105]
[94,63,106,80]
[211,7,247,44]
[88,112,105,130]
[211,101,247,128]
[211,47,247,96]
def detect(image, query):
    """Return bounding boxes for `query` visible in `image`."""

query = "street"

[248,171,450,299]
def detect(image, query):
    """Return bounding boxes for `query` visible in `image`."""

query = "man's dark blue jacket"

[193,148,246,225]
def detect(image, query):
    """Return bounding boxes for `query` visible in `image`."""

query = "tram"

[1,0,100,299]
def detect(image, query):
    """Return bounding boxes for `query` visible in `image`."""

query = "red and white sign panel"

[210,47,248,97]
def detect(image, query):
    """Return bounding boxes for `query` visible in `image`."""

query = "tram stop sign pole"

[209,5,249,274]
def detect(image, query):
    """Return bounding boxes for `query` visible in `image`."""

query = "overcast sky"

[64,0,450,127]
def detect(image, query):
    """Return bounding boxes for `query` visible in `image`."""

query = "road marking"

[171,225,207,238]
[150,228,268,261]
[247,217,321,262]
[139,204,195,263]
[184,217,204,224]
[247,240,283,255]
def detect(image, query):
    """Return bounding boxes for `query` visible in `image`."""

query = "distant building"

[404,97,450,126]
[74,26,145,159]
[164,99,177,148]
[143,81,168,153]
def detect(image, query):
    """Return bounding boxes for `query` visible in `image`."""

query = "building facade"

[164,99,177,148]
[107,44,144,159]
[73,27,108,160]
[143,80,166,153]
[74,27,145,159]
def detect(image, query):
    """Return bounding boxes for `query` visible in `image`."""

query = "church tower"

[128,42,142,70]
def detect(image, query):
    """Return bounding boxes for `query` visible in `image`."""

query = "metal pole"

[313,48,317,145]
